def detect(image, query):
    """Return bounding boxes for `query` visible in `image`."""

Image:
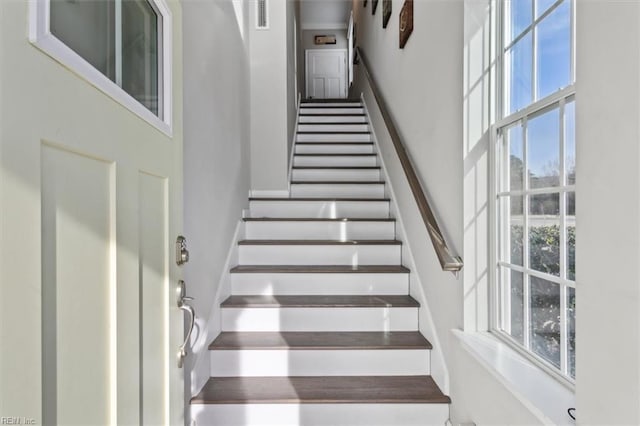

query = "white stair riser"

[298,124,370,132]
[297,133,372,143]
[290,183,385,198]
[301,102,363,108]
[245,221,394,240]
[295,144,374,154]
[294,156,377,167]
[299,115,367,123]
[192,404,449,426]
[238,244,401,265]
[299,107,365,114]
[231,272,409,295]
[210,349,430,377]
[249,200,390,218]
[292,168,380,181]
[221,307,419,331]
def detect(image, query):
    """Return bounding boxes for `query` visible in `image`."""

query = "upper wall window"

[30,0,172,133]
[503,0,573,114]
[494,0,575,383]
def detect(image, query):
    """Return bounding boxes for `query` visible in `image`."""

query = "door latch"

[176,236,189,266]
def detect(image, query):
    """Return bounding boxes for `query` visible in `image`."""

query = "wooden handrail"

[355,47,463,274]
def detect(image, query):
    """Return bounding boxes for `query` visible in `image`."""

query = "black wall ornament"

[382,0,392,28]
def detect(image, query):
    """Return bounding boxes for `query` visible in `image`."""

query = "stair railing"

[355,47,463,275]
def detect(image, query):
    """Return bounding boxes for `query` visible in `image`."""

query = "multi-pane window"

[48,0,164,118]
[494,0,575,381]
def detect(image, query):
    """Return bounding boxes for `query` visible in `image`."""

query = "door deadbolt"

[176,236,189,266]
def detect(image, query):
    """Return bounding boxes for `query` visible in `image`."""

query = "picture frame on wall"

[372,0,379,14]
[399,0,413,48]
[382,0,392,28]
[314,35,337,45]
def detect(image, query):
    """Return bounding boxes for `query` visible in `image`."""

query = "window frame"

[490,0,576,388]
[29,0,173,136]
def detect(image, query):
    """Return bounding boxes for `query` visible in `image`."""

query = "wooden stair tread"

[230,265,410,273]
[238,239,401,245]
[292,166,380,169]
[301,99,361,103]
[209,331,432,350]
[300,105,363,108]
[248,197,390,201]
[294,153,377,156]
[242,217,395,222]
[221,295,419,308]
[191,376,450,404]
[298,131,371,134]
[299,113,366,117]
[294,142,374,146]
[290,180,385,185]
[298,122,369,125]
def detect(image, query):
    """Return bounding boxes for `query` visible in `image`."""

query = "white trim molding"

[28,0,173,136]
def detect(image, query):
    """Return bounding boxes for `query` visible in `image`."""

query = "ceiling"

[300,0,352,30]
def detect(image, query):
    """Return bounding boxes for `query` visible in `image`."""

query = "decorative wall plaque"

[382,0,392,28]
[399,0,413,48]
[372,0,379,14]
[314,35,337,45]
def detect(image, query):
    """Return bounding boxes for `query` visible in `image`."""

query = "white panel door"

[306,49,347,99]
[0,2,184,426]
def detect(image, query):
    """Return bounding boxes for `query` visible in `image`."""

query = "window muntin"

[495,0,575,383]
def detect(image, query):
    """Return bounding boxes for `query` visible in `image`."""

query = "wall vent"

[256,0,269,29]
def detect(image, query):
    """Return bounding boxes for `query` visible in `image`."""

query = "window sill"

[452,329,575,425]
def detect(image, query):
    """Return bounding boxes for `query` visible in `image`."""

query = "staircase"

[190,100,451,426]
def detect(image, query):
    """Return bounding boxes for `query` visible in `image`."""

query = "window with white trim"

[494,0,575,382]
[30,0,172,132]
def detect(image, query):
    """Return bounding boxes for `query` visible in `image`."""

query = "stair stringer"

[360,96,450,394]
[188,220,244,396]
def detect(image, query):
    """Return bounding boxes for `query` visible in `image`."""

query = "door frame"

[305,48,348,99]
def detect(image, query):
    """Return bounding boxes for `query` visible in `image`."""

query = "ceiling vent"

[256,0,269,29]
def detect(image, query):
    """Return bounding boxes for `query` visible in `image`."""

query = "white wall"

[575,1,640,423]
[301,0,351,29]
[352,0,464,388]
[182,0,251,404]
[249,0,290,192]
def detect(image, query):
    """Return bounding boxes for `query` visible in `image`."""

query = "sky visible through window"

[506,0,572,178]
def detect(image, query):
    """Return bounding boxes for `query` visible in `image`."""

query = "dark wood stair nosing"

[294,153,377,156]
[242,217,395,222]
[238,239,402,246]
[248,197,390,202]
[209,331,433,351]
[220,295,420,309]
[292,166,380,169]
[229,265,410,274]
[290,180,385,185]
[190,376,451,405]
